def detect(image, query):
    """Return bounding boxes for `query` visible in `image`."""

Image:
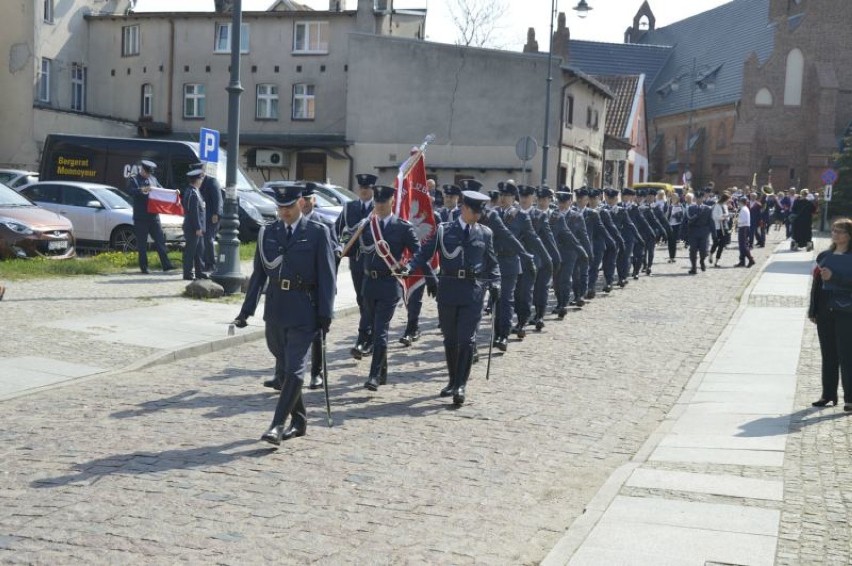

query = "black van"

[39,134,277,240]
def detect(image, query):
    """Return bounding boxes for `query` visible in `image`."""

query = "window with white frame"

[44,0,54,23]
[214,22,250,53]
[141,83,153,117]
[293,21,329,53]
[256,84,279,120]
[183,84,206,119]
[71,64,86,112]
[122,25,140,57]
[292,84,315,120]
[564,94,574,126]
[38,58,51,102]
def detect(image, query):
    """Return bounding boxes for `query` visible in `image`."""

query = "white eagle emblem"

[409,198,435,242]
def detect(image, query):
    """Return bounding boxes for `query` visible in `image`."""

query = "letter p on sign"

[200,128,220,163]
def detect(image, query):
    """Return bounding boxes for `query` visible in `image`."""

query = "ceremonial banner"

[146,187,184,216]
[395,147,438,304]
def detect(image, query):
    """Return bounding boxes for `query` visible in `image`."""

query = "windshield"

[314,193,338,208]
[94,187,132,209]
[0,183,35,207]
[215,155,258,191]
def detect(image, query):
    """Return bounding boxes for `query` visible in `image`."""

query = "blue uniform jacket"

[182,186,206,234]
[480,208,534,270]
[529,207,560,267]
[307,210,341,256]
[685,203,715,240]
[126,173,161,221]
[630,204,656,240]
[240,216,336,328]
[599,205,624,250]
[200,176,223,222]
[652,205,670,233]
[358,215,420,301]
[641,205,666,238]
[614,203,642,245]
[549,210,586,256]
[566,207,593,256]
[583,206,614,249]
[335,199,373,259]
[439,206,459,223]
[413,219,501,307]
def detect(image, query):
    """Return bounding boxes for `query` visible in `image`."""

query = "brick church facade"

[560,0,852,191]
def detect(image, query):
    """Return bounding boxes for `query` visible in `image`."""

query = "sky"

[135,0,733,48]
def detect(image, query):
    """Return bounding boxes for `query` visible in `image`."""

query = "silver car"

[19,181,184,251]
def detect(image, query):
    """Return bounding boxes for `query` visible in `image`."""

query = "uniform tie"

[286,225,293,240]
[361,202,367,217]
[463,223,470,241]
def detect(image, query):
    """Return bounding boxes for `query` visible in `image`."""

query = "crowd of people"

[231,170,835,447]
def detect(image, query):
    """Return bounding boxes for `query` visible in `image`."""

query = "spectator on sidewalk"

[735,196,756,268]
[791,189,816,251]
[809,218,852,411]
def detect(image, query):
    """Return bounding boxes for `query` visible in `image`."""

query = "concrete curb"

[540,239,792,566]
[0,304,360,403]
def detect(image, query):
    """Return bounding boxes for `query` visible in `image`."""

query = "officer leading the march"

[357,185,421,392]
[126,159,176,274]
[335,173,377,359]
[411,191,500,405]
[233,185,336,446]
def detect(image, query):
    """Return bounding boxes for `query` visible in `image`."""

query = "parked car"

[38,133,274,241]
[19,181,183,252]
[263,180,355,207]
[0,169,39,189]
[261,181,343,223]
[0,182,75,259]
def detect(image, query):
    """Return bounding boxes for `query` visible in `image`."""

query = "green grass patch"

[0,242,257,281]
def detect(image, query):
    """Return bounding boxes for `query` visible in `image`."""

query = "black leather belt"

[442,269,480,280]
[365,270,395,279]
[270,278,316,291]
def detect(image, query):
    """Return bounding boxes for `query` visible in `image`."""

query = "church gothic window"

[784,48,803,106]
[755,87,773,107]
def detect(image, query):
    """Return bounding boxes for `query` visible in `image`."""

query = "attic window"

[638,16,649,30]
[695,64,722,90]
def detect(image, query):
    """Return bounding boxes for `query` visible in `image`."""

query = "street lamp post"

[212,0,245,295]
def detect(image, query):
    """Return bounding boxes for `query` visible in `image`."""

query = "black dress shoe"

[364,375,379,391]
[399,334,413,347]
[260,425,285,446]
[183,275,195,281]
[350,343,364,360]
[632,274,639,280]
[556,307,568,319]
[688,268,697,275]
[747,259,756,268]
[495,337,508,352]
[534,317,545,331]
[140,268,150,274]
[163,266,177,273]
[510,324,522,335]
[602,284,613,293]
[453,386,466,406]
[197,272,210,279]
[812,398,837,407]
[575,298,586,307]
[282,419,306,440]
[309,374,323,390]
[585,291,596,300]
[618,279,628,288]
[472,350,480,364]
[700,261,706,272]
[516,327,526,339]
[439,383,454,397]
[263,379,283,391]
[845,403,852,412]
[734,262,745,268]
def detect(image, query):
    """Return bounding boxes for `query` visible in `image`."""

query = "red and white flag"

[146,187,184,216]
[395,146,438,304]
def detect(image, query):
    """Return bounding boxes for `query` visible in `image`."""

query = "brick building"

[561,0,852,191]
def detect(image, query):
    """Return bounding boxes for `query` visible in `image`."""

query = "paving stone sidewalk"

[0,238,783,564]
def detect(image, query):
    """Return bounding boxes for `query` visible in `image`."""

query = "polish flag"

[146,187,184,216]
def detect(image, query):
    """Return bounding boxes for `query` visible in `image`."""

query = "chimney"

[214,0,234,13]
[356,0,376,33]
[523,28,539,53]
[329,0,344,10]
[552,12,570,60]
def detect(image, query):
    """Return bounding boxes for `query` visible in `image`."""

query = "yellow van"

[632,182,674,195]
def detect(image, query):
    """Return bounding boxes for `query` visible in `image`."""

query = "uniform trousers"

[349,257,371,345]
[202,220,219,271]
[534,260,556,316]
[617,238,634,281]
[496,257,519,338]
[667,224,682,260]
[587,241,606,290]
[135,216,174,271]
[361,278,401,376]
[438,295,484,390]
[602,241,618,285]
[572,253,590,300]
[816,309,852,403]
[557,250,578,306]
[689,234,710,266]
[404,284,425,332]
[514,266,536,327]
[182,229,204,278]
[265,323,313,427]
[632,239,646,275]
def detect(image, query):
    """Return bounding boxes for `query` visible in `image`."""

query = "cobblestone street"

[0,238,807,564]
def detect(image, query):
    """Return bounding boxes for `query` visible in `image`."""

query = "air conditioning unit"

[256,149,288,168]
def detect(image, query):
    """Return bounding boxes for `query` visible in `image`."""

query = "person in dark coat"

[550,190,588,316]
[181,167,207,281]
[685,191,715,274]
[234,185,337,446]
[411,191,500,405]
[808,218,852,411]
[194,165,223,273]
[513,184,553,336]
[125,159,176,274]
[791,189,817,251]
[595,189,625,293]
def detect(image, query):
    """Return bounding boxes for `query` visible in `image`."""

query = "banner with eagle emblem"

[394,140,438,305]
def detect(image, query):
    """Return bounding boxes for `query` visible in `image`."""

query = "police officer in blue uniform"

[561,190,593,306]
[594,189,624,293]
[639,189,666,275]
[411,191,500,405]
[126,159,176,274]
[548,190,587,317]
[578,187,614,300]
[302,182,341,389]
[357,185,421,391]
[233,185,337,446]
[685,190,715,274]
[192,163,223,274]
[493,181,537,350]
[516,185,556,333]
[399,204,441,348]
[335,173,377,359]
[607,188,641,287]
[181,167,207,281]
[438,185,461,222]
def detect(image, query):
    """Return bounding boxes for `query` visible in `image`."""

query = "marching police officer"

[233,185,337,446]
[607,188,641,287]
[549,190,588,317]
[639,189,666,275]
[516,184,556,333]
[561,190,593,306]
[629,189,655,278]
[181,167,207,281]
[399,204,440,348]
[438,184,462,222]
[685,190,715,274]
[357,185,421,391]
[126,159,176,274]
[335,173,377,359]
[594,189,624,293]
[577,187,614,299]
[411,191,500,405]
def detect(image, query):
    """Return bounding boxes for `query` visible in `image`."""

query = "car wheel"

[110,225,137,252]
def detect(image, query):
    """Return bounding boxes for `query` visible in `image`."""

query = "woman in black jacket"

[809,218,852,410]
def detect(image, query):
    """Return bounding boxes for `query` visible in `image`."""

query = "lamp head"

[573,0,592,18]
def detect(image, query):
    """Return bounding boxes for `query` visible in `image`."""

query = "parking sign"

[199,128,220,163]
